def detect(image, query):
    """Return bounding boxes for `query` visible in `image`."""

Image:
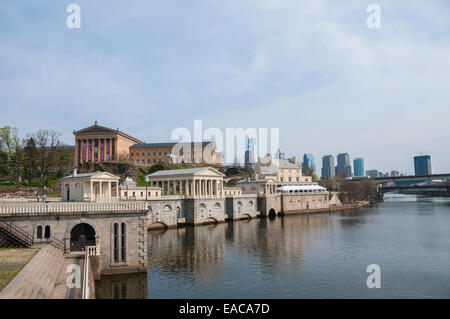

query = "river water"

[95,194,450,299]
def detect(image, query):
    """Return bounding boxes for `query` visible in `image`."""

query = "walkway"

[0,245,65,299]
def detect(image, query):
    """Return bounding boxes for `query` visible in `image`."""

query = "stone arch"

[148,222,169,230]
[163,204,172,212]
[206,216,218,224]
[248,200,254,206]
[65,220,101,249]
[70,223,96,251]
[214,202,221,209]
[199,203,206,209]
[243,213,252,220]
[268,208,276,217]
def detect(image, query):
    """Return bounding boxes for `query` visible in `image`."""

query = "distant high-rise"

[390,170,400,177]
[321,155,335,179]
[244,137,257,168]
[336,153,352,178]
[353,158,364,177]
[414,155,431,176]
[302,153,316,175]
[366,169,379,178]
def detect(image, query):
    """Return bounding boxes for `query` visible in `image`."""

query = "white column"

[99,181,102,199]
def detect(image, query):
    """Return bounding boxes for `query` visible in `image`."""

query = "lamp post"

[145,176,149,201]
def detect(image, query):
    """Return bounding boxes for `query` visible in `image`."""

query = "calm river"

[96,194,450,298]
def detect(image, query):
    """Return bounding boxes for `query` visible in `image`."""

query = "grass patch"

[0,248,39,293]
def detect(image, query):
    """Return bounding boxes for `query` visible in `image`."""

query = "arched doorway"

[70,223,96,251]
[268,208,276,217]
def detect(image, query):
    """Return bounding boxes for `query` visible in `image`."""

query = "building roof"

[73,124,144,144]
[258,157,301,176]
[61,171,120,180]
[236,178,276,184]
[130,141,213,148]
[146,167,225,178]
[276,185,327,192]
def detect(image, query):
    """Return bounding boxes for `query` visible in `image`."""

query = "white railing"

[82,245,99,299]
[0,201,150,215]
[86,245,100,256]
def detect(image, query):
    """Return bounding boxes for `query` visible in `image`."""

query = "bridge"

[360,173,450,184]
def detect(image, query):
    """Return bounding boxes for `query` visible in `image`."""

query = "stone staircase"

[0,245,65,299]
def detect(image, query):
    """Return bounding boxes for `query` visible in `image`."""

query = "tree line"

[0,126,73,186]
[319,176,378,203]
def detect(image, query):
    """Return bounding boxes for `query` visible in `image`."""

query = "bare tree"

[32,129,62,186]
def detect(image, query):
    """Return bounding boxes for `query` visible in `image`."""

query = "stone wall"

[1,211,147,275]
[225,195,259,220]
[278,193,329,214]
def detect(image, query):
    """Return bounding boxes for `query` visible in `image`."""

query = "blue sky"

[0,1,449,174]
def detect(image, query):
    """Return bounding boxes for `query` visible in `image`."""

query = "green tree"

[23,137,39,182]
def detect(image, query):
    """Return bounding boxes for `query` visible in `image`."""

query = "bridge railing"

[0,201,150,215]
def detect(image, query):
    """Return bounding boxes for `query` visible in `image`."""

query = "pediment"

[74,125,118,135]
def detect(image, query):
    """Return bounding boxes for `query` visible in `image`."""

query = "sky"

[0,1,449,174]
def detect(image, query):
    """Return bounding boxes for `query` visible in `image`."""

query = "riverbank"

[282,200,371,216]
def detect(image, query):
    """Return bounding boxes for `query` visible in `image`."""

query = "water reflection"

[95,273,147,299]
[96,195,450,299]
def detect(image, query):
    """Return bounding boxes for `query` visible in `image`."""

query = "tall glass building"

[302,153,316,174]
[321,155,335,179]
[353,158,364,177]
[414,155,432,176]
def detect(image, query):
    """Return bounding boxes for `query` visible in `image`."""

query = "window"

[296,177,299,182]
[37,226,42,239]
[120,223,126,262]
[140,192,143,197]
[142,152,145,156]
[132,191,135,197]
[147,152,150,156]
[280,177,284,182]
[288,177,292,182]
[44,225,51,239]
[159,152,161,156]
[113,223,119,263]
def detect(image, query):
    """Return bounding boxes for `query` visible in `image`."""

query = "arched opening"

[243,214,251,220]
[36,225,42,239]
[70,223,96,251]
[268,208,276,217]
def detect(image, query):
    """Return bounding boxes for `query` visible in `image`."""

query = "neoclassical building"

[74,123,144,167]
[73,123,222,167]
[61,170,120,202]
[145,167,225,198]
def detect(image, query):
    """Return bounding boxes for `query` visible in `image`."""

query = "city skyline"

[1,1,449,174]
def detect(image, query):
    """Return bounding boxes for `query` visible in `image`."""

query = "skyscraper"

[301,153,316,175]
[336,153,352,178]
[414,155,432,175]
[366,169,379,178]
[353,158,364,177]
[244,137,256,168]
[321,155,335,179]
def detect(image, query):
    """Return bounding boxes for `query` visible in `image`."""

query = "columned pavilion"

[145,167,225,198]
[60,170,120,202]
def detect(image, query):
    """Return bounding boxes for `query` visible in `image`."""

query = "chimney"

[73,168,78,177]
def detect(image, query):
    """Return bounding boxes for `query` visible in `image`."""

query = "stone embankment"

[0,245,65,299]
